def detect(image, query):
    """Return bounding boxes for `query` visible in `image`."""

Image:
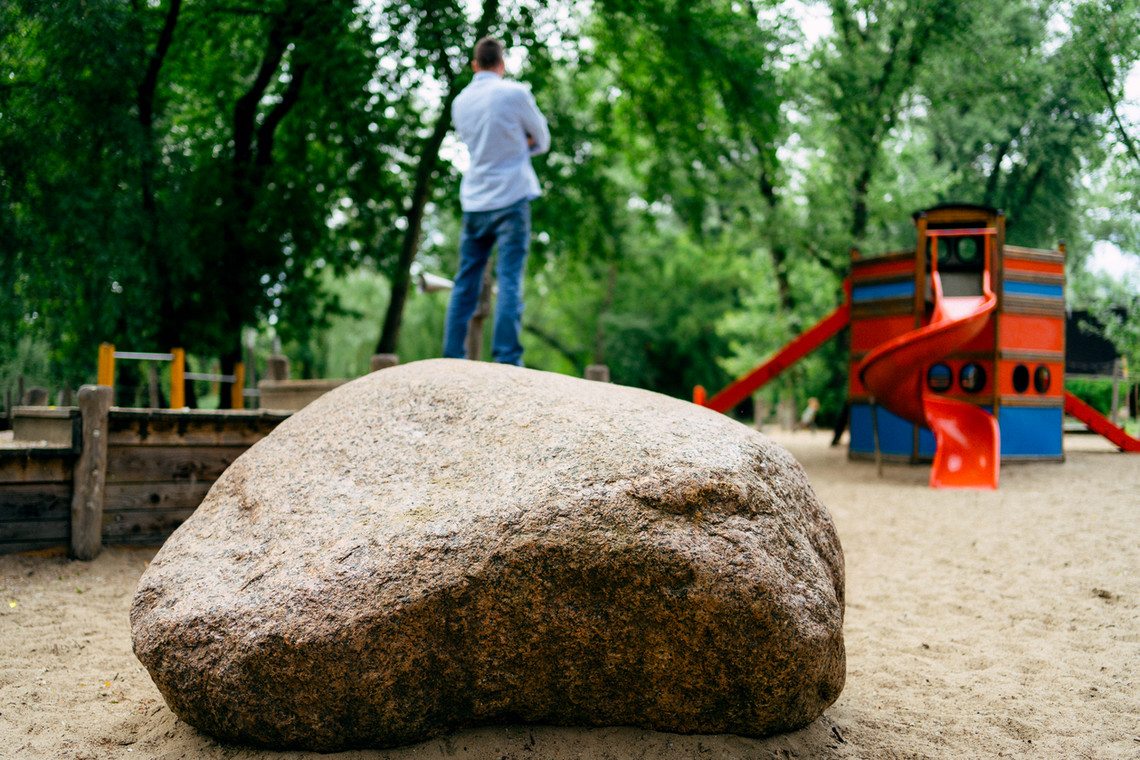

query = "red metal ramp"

[1063,391,1140,452]
[695,282,851,413]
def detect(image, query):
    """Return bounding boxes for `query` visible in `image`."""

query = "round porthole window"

[958,237,982,264]
[927,363,953,392]
[1034,365,1051,393]
[960,363,987,393]
[1012,364,1030,393]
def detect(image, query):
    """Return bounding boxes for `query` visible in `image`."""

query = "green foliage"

[1065,377,1115,417]
[599,232,743,398]
[4,0,1139,419]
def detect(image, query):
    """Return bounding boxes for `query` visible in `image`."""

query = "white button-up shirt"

[452,71,550,213]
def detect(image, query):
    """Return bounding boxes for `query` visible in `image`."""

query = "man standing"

[443,37,550,366]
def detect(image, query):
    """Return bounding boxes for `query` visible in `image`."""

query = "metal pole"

[871,399,883,478]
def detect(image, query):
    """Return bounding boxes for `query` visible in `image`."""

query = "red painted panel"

[997,360,1064,398]
[852,315,914,352]
[1004,258,1064,276]
[999,314,1065,353]
[849,361,866,396]
[852,258,915,281]
[923,358,996,401]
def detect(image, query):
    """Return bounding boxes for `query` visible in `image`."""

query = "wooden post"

[465,266,494,361]
[1112,358,1123,426]
[263,355,287,380]
[992,211,1006,425]
[70,385,113,560]
[231,362,245,410]
[371,354,399,372]
[912,214,928,463]
[585,365,610,382]
[170,348,186,409]
[97,343,115,386]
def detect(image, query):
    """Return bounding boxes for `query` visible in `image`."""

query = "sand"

[2,430,1138,760]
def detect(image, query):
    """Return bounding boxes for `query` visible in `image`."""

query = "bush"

[1064,377,1114,416]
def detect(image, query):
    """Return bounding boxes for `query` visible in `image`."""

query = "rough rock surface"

[130,359,845,751]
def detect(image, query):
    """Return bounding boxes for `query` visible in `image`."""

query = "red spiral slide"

[857,274,1000,489]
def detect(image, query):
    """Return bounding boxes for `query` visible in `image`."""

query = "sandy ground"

[2,430,1138,760]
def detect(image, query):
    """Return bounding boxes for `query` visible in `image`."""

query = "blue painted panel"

[851,403,924,456]
[917,423,937,457]
[1003,281,1064,299]
[851,402,982,458]
[853,280,915,303]
[999,406,1064,457]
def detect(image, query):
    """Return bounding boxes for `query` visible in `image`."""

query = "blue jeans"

[443,199,530,366]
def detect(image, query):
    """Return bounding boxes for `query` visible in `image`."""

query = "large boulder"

[131,359,845,751]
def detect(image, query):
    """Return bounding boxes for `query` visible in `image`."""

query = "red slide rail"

[694,280,851,414]
[1063,391,1140,452]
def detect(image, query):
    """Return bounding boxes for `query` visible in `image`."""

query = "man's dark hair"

[474,37,504,69]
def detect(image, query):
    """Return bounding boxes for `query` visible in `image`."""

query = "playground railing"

[98,343,246,409]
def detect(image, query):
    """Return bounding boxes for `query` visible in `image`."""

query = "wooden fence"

[1,386,288,558]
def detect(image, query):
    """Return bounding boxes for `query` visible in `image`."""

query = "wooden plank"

[852,297,914,319]
[1,539,69,554]
[103,533,175,548]
[71,385,113,561]
[1002,296,1065,317]
[850,259,915,283]
[1001,349,1064,363]
[106,409,288,446]
[1005,272,1064,286]
[12,412,79,447]
[1004,245,1063,262]
[104,481,213,511]
[105,444,247,483]
[101,507,196,540]
[0,519,69,544]
[0,484,72,521]
[0,450,73,484]
[1001,395,1064,408]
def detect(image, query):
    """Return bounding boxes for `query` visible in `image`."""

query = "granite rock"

[130,359,845,750]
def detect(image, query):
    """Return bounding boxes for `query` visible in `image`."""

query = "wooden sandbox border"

[1,386,290,559]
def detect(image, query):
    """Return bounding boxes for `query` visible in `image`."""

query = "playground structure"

[695,202,1140,489]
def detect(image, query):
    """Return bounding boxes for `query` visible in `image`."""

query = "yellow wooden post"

[97,343,115,387]
[231,362,245,410]
[170,348,186,409]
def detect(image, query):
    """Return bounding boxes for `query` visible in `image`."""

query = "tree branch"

[255,61,310,167]
[234,19,289,167]
[524,324,586,373]
[1087,53,1140,170]
[137,0,183,132]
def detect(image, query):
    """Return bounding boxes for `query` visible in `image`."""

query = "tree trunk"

[217,7,310,405]
[851,165,872,243]
[135,0,183,350]
[758,164,795,315]
[375,0,501,354]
